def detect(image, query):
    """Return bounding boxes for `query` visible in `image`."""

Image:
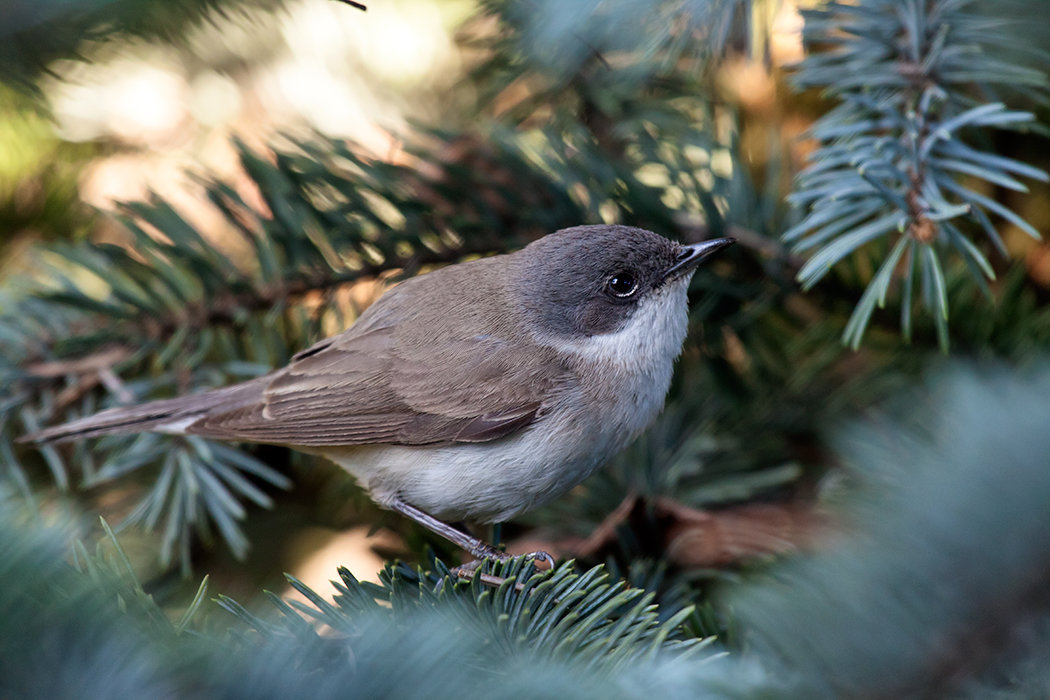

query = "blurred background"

[3,0,1050,695]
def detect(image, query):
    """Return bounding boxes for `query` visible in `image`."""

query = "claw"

[444,550,556,590]
[450,558,484,577]
[435,563,509,593]
[524,550,556,570]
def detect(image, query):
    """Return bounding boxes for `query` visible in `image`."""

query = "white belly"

[324,405,611,523]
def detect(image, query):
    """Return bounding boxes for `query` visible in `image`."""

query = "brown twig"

[24,346,134,415]
[572,492,638,558]
[24,346,130,378]
[331,0,367,11]
[656,498,827,567]
[535,496,828,568]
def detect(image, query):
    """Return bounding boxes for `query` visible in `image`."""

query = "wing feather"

[186,322,562,446]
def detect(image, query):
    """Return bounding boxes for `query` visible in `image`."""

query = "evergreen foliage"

[1,0,285,92]
[5,365,1050,696]
[786,0,1049,347]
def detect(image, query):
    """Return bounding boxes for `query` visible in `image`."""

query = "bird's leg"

[389,498,556,583]
[389,498,507,561]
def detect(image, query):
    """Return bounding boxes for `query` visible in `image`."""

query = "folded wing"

[185,323,562,446]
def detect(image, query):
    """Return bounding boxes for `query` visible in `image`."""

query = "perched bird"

[23,225,733,563]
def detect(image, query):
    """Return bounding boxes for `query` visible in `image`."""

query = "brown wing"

[186,322,563,447]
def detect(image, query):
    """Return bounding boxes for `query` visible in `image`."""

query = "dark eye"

[607,272,639,298]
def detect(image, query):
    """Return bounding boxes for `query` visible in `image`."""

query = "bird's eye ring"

[607,272,639,298]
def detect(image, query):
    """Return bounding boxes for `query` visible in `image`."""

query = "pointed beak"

[664,237,735,280]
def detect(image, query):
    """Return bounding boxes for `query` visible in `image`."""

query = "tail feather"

[19,379,267,444]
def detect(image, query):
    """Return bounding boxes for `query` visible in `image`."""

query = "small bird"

[23,225,733,563]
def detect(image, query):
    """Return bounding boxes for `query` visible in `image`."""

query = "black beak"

[665,237,735,280]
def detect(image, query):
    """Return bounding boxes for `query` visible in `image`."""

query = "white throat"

[550,274,693,439]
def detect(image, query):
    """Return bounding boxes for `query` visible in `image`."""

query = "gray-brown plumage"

[23,225,733,560]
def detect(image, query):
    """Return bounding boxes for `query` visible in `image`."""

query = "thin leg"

[389,497,556,573]
[390,498,507,561]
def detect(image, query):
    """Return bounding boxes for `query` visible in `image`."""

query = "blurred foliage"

[731,363,1050,697]
[6,364,1050,696]
[0,86,101,254]
[0,0,285,92]
[1,0,1050,695]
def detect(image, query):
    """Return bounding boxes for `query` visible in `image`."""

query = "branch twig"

[331,0,367,10]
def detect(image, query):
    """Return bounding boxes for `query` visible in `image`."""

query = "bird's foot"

[447,549,556,588]
[524,550,556,569]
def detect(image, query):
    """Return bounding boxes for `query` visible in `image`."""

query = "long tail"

[19,378,267,444]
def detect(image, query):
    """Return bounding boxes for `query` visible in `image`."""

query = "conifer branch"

[786,0,1048,348]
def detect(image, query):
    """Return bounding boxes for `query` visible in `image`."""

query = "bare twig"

[24,346,130,378]
[331,0,367,10]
